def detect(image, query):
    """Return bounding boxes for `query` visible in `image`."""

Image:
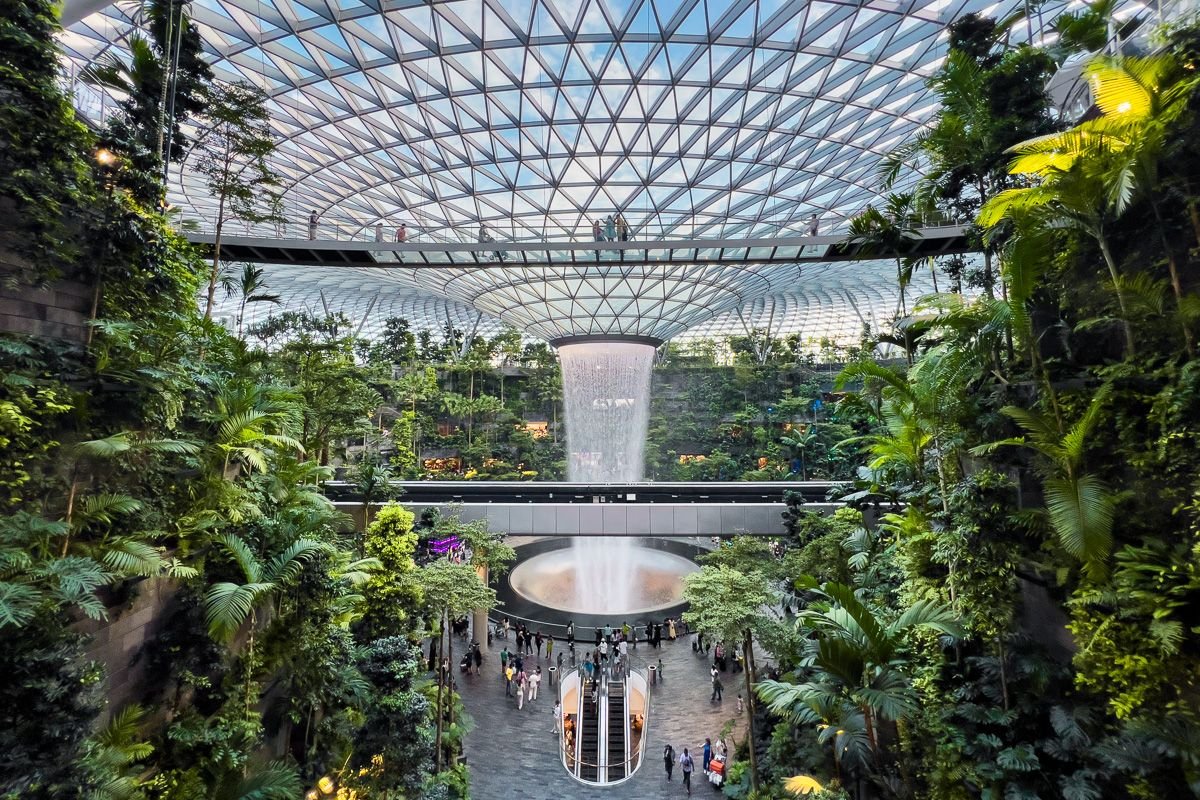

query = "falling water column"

[555,338,658,615]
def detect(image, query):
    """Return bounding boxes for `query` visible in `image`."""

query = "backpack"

[682,754,693,771]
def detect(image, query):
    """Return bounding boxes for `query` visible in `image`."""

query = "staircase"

[579,678,600,782]
[606,678,627,782]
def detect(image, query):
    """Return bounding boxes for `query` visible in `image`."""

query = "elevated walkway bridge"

[326,480,849,537]
[187,226,974,269]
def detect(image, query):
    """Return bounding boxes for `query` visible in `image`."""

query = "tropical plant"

[684,565,778,791]
[194,81,283,321]
[973,385,1117,577]
[782,425,820,481]
[758,582,960,780]
[417,557,496,771]
[203,532,330,711]
[220,263,281,337]
[81,705,154,800]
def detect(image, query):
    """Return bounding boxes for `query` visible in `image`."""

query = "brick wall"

[0,271,91,343]
[74,578,179,722]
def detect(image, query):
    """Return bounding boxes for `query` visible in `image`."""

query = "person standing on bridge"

[396,222,407,242]
[374,223,383,242]
[308,210,319,240]
[604,214,616,242]
[806,212,819,236]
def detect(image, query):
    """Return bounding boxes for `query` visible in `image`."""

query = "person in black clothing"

[645,622,653,644]
[473,645,482,675]
[653,623,662,648]
[566,621,574,645]
[663,744,675,780]
[535,630,545,658]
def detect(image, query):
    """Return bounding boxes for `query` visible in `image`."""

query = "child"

[737,694,744,714]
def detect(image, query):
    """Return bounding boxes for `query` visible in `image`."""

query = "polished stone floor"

[457,630,749,799]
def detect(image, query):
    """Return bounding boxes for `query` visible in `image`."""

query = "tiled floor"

[457,630,749,799]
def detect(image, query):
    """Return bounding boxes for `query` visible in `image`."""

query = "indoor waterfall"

[557,341,656,615]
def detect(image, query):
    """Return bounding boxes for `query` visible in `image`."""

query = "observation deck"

[186,226,974,269]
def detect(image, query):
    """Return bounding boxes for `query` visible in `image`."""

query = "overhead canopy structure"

[57,0,1077,347]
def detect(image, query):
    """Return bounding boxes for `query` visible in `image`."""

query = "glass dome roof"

[58,0,1081,347]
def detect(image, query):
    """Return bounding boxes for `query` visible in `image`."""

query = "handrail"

[176,209,873,243]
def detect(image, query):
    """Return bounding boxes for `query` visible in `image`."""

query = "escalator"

[606,679,626,782]
[579,678,600,782]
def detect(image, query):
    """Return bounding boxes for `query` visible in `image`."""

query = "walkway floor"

[457,632,748,799]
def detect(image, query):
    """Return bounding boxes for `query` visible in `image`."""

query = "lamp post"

[87,147,121,346]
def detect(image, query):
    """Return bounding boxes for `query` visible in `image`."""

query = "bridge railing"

[176,209,903,244]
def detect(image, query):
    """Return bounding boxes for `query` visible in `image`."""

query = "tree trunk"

[741,630,760,793]
[1096,234,1136,358]
[1149,198,1193,356]
[434,610,446,772]
[205,191,227,322]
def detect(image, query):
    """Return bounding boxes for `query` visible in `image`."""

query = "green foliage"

[347,637,433,797]
[0,612,104,798]
[0,0,93,277]
[358,504,422,639]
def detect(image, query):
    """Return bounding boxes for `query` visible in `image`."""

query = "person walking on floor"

[599,638,609,663]
[535,630,544,658]
[473,645,482,675]
[566,621,574,647]
[553,700,562,734]
[668,617,677,641]
[526,631,534,656]
[502,616,510,639]
[711,672,723,703]
[702,738,713,774]
[663,744,676,781]
[530,667,541,700]
[679,747,695,795]
[516,669,527,710]
[645,622,653,645]
[504,663,514,697]
[545,635,554,661]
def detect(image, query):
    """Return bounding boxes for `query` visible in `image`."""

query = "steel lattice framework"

[58,0,1087,347]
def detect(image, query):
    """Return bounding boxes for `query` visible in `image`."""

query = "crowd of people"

[591,213,632,242]
[445,612,752,795]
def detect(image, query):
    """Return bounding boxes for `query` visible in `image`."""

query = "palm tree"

[203,532,330,709]
[972,385,1116,577]
[207,762,300,800]
[847,195,920,318]
[221,263,281,337]
[203,379,302,482]
[781,426,819,480]
[81,705,153,800]
[974,53,1200,359]
[758,582,960,782]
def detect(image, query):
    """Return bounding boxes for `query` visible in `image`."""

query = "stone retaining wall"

[74,578,179,722]
[0,274,91,342]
